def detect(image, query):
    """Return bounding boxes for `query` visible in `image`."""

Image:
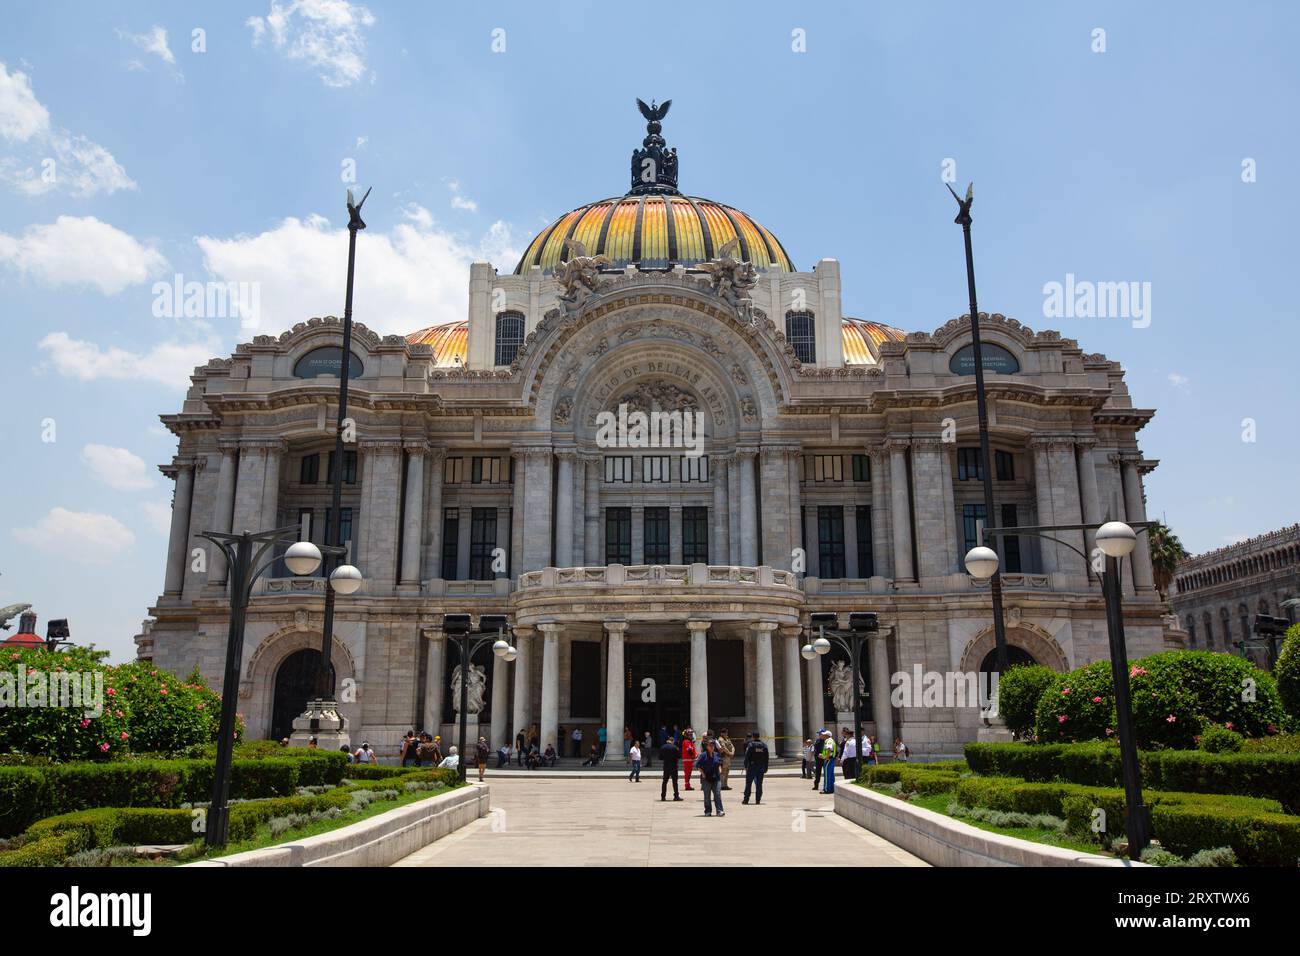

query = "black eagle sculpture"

[636,98,671,123]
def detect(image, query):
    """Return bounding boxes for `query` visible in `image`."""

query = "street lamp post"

[803,612,878,779]
[965,519,1152,856]
[442,614,515,782]
[195,529,362,848]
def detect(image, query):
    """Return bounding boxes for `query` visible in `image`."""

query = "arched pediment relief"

[958,621,1070,675]
[241,620,358,692]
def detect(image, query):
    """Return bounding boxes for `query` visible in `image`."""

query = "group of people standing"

[801,730,909,793]
[644,728,769,817]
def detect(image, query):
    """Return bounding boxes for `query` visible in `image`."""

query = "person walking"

[717,729,735,791]
[659,735,682,801]
[820,730,838,794]
[894,737,910,762]
[642,730,653,769]
[680,729,697,791]
[697,738,725,816]
[812,730,826,791]
[741,731,770,805]
[571,725,583,759]
[475,736,490,782]
[628,741,642,782]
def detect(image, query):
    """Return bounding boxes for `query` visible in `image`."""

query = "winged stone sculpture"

[637,98,672,123]
[697,238,758,321]
[0,603,32,631]
[554,238,611,306]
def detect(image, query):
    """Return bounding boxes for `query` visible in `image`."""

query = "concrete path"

[393,773,926,867]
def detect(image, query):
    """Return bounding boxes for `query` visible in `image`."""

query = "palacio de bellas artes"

[141,100,1170,762]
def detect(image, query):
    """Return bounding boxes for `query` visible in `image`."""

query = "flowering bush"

[105,663,226,755]
[1275,624,1300,725]
[1033,661,1113,743]
[995,663,1057,739]
[1198,724,1245,753]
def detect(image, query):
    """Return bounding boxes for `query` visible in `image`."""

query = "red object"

[681,738,697,789]
[1,631,43,649]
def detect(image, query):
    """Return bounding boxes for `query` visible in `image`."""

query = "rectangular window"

[856,506,874,577]
[604,456,634,483]
[818,505,846,579]
[683,507,709,564]
[443,456,464,485]
[995,450,1015,481]
[605,507,631,564]
[299,453,319,485]
[851,454,871,482]
[327,450,358,485]
[1001,504,1021,573]
[785,311,816,364]
[642,455,671,483]
[469,507,498,580]
[441,508,459,580]
[962,503,987,556]
[957,448,983,481]
[804,455,844,482]
[471,456,501,484]
[643,507,670,564]
[681,455,709,482]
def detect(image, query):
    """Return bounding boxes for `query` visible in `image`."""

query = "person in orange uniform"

[680,728,697,791]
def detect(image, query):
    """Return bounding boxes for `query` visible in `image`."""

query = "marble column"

[163,460,196,596]
[781,627,804,757]
[423,630,445,735]
[582,455,601,564]
[508,452,522,577]
[888,441,916,583]
[844,504,860,579]
[604,621,628,762]
[490,652,509,748]
[753,622,777,749]
[805,651,823,740]
[737,450,758,566]
[1077,440,1103,580]
[912,439,954,579]
[260,441,283,531]
[571,451,586,566]
[522,449,554,571]
[511,627,533,742]
[208,443,238,585]
[669,506,683,564]
[870,448,890,579]
[711,456,729,564]
[687,620,710,733]
[229,443,269,536]
[1049,440,1086,579]
[554,451,575,567]
[1032,440,1059,575]
[539,623,561,753]
[427,448,446,578]
[787,449,803,571]
[1120,457,1156,591]
[727,454,741,564]
[399,444,426,585]
[870,630,893,748]
[804,505,820,577]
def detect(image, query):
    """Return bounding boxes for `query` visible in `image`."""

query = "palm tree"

[1147,520,1188,603]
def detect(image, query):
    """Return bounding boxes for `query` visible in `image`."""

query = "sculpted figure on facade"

[450,662,487,715]
[555,238,611,310]
[698,238,758,322]
[827,659,865,714]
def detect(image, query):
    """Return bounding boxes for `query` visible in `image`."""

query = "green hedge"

[996,664,1058,738]
[0,750,348,835]
[862,760,967,787]
[963,742,1300,813]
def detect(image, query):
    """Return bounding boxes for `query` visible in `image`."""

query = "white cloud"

[118,26,182,77]
[247,0,376,88]
[0,216,167,294]
[37,330,220,389]
[1167,372,1190,391]
[13,507,135,565]
[82,444,155,492]
[194,207,520,335]
[448,180,477,212]
[141,499,174,535]
[0,62,135,197]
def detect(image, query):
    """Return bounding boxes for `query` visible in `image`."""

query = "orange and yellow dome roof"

[515,194,795,275]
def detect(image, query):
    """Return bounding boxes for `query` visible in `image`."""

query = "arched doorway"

[271,649,335,741]
[978,645,1037,676]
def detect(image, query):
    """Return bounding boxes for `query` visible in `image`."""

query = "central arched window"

[494,310,525,366]
[785,310,816,364]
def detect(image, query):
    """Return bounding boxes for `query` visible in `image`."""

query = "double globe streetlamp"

[441,613,515,782]
[198,527,363,848]
[964,519,1150,856]
[802,612,878,779]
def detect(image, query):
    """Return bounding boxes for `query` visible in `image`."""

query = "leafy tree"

[1147,520,1188,603]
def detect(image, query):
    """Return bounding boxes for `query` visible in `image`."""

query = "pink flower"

[98,743,110,752]
[1092,696,1103,704]
[1166,714,1176,724]
[106,687,115,696]
[1062,687,1071,695]
[160,687,168,696]
[1105,728,1114,736]
[1130,666,1148,678]
[80,719,90,729]
[120,731,129,740]
[1224,722,1234,731]
[1058,715,1068,723]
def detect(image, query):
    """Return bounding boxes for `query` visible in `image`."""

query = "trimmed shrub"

[1198,724,1244,753]
[0,645,131,761]
[105,663,223,754]
[1276,624,1300,722]
[965,741,1121,786]
[0,766,47,836]
[862,760,966,786]
[995,664,1057,739]
[1034,661,1113,743]
[897,768,962,795]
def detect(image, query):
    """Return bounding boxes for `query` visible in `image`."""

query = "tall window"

[1001,504,1021,573]
[962,503,987,556]
[322,507,354,573]
[299,453,320,485]
[441,508,459,580]
[605,507,631,564]
[469,507,498,580]
[494,311,524,367]
[785,310,816,364]
[443,456,464,485]
[471,456,502,484]
[328,450,358,484]
[681,456,709,482]
[804,455,843,482]
[643,508,670,564]
[818,506,846,579]
[642,456,671,483]
[957,448,983,481]
[851,454,871,482]
[856,507,873,577]
[683,507,709,563]
[604,456,634,482]
[995,450,1015,481]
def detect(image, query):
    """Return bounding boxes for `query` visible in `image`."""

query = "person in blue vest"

[741,731,770,805]
[597,725,608,760]
[696,738,725,816]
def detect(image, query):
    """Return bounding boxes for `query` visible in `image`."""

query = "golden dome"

[842,318,905,364]
[514,194,794,275]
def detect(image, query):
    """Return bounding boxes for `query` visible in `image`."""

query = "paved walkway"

[394,773,925,867]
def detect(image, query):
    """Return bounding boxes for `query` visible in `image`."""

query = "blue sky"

[2,1,1297,661]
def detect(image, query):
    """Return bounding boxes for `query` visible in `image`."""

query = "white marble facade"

[141,165,1169,758]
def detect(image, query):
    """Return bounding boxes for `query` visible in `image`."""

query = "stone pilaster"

[554,450,575,567]
[582,455,601,564]
[521,448,553,571]
[604,621,628,763]
[511,626,534,741]
[844,503,859,579]
[208,442,238,586]
[711,455,729,564]
[727,452,741,564]
[163,459,196,596]
[870,630,894,749]
[359,441,403,588]
[869,447,891,579]
[888,440,916,583]
[781,626,804,757]
[912,438,955,580]
[752,621,778,749]
[687,620,710,734]
[426,447,446,579]
[423,629,445,734]
[1077,439,1103,579]
[539,622,561,755]
[736,450,758,566]
[260,441,284,531]
[1120,456,1156,591]
[399,443,426,586]
[571,450,586,566]
[1032,440,1058,574]
[804,504,820,577]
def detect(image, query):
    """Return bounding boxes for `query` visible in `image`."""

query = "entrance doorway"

[625,642,688,743]
[271,649,335,741]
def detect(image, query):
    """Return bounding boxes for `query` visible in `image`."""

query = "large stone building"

[139,106,1169,757]
[1172,524,1300,664]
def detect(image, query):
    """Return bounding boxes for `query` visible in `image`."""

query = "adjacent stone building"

[1172,524,1300,664]
[138,107,1168,757]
